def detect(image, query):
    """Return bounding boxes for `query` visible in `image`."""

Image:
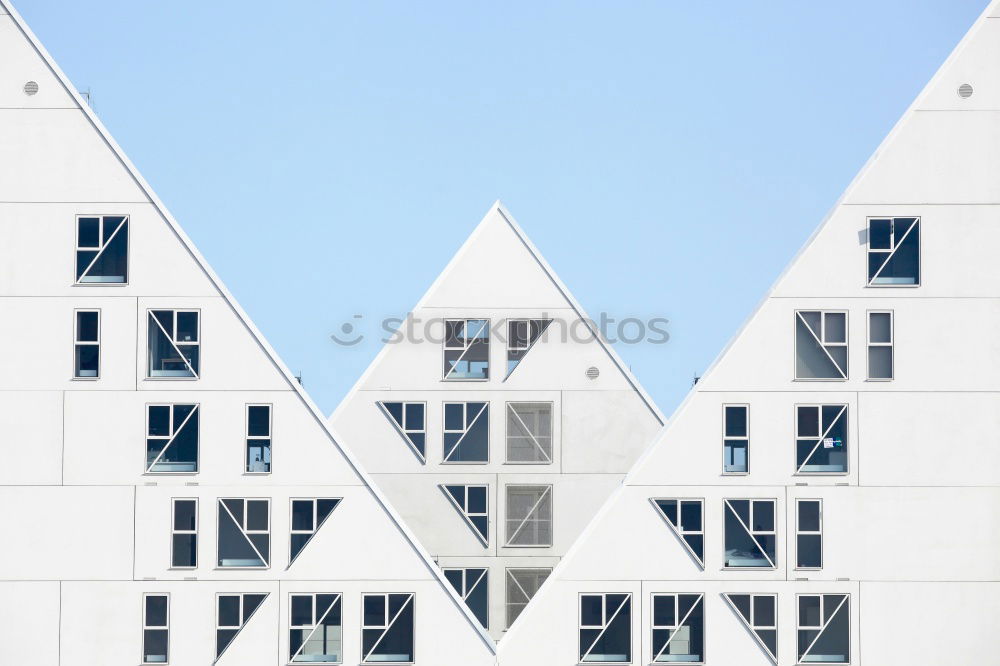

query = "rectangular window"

[76,214,128,283]
[146,404,199,473]
[723,404,748,474]
[147,309,200,378]
[506,318,551,377]
[443,567,489,629]
[290,593,342,663]
[443,318,489,380]
[868,217,919,286]
[797,594,850,664]
[579,593,631,663]
[362,593,414,663]
[795,311,847,380]
[796,499,823,569]
[217,498,270,568]
[142,593,169,664]
[724,499,776,569]
[796,405,848,474]
[505,568,551,628]
[724,593,777,663]
[379,401,426,461]
[506,402,553,463]
[246,404,272,473]
[290,498,341,564]
[867,311,893,380]
[652,499,705,568]
[443,401,489,463]
[170,498,197,568]
[73,309,100,378]
[651,593,704,663]
[505,485,553,546]
[216,593,267,659]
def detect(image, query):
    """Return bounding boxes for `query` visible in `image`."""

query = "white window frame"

[866,310,893,381]
[505,567,551,629]
[578,592,632,664]
[866,216,920,287]
[504,484,553,548]
[141,592,169,665]
[442,401,489,464]
[651,498,705,569]
[794,310,848,380]
[796,594,850,665]
[245,403,272,474]
[145,403,199,474]
[505,401,554,464]
[441,484,489,546]
[376,401,427,462]
[361,592,415,664]
[722,593,777,664]
[794,404,848,475]
[651,592,704,664]
[72,308,101,379]
[722,403,749,475]
[442,567,489,628]
[795,498,823,570]
[289,497,341,565]
[170,497,197,569]
[723,498,777,569]
[217,498,270,569]
[74,214,129,285]
[505,318,552,379]
[443,317,490,381]
[216,592,268,660]
[289,592,343,664]
[146,309,201,379]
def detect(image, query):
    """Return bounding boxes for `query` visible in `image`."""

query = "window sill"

[503,461,555,466]
[71,282,129,287]
[865,283,920,288]
[502,544,553,549]
[214,566,270,571]
[242,472,272,476]
[722,567,777,571]
[144,376,201,381]
[440,378,490,382]
[864,378,893,382]
[791,378,848,382]
[721,472,749,477]
[440,461,491,466]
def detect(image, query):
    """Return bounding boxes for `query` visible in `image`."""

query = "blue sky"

[16,0,986,415]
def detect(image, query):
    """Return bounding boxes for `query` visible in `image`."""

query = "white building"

[330,202,665,640]
[499,2,1000,664]
[0,1,496,663]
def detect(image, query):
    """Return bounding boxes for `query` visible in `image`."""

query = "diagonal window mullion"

[465,568,488,600]
[723,594,777,663]
[801,595,848,661]
[79,216,127,280]
[506,486,550,545]
[798,405,846,472]
[653,594,702,662]
[151,313,198,377]
[726,500,775,568]
[871,219,916,282]
[798,312,845,378]
[220,500,268,566]
[581,595,629,663]
[445,402,486,461]
[290,595,340,662]
[215,593,268,663]
[445,319,489,379]
[363,594,412,662]
[148,404,198,472]
[508,404,550,462]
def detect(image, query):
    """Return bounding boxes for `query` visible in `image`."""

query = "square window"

[795,311,848,380]
[147,310,200,378]
[579,593,631,663]
[76,215,128,284]
[505,485,552,546]
[361,593,414,663]
[443,318,490,380]
[506,402,553,463]
[867,217,919,286]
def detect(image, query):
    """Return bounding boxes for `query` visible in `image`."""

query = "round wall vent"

[23,81,38,96]
[585,366,600,380]
[958,83,974,99]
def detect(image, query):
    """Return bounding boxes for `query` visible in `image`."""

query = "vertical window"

[795,311,847,380]
[290,593,342,663]
[797,594,850,664]
[142,593,169,664]
[723,499,776,568]
[378,401,426,461]
[76,214,128,283]
[217,498,270,568]
[216,593,267,659]
[506,318,551,377]
[723,404,748,474]
[362,593,414,663]
[505,485,553,546]
[443,318,489,380]
[579,593,631,663]
[723,593,777,663]
[651,593,704,664]
[290,498,341,565]
[443,567,489,629]
[796,405,848,474]
[146,404,199,473]
[73,309,100,378]
[652,499,704,569]
[506,402,553,463]
[867,311,893,380]
[441,484,489,545]
[443,401,489,463]
[868,217,919,286]
[796,499,823,570]
[170,498,197,568]
[505,568,550,628]
[246,404,272,473]
[147,310,200,378]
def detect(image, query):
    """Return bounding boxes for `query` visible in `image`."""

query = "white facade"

[499,2,1000,665]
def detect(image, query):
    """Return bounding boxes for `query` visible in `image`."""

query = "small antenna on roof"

[295,372,303,386]
[692,373,700,386]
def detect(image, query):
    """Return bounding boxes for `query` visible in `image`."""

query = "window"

[651,593,704,663]
[443,567,489,629]
[723,404,748,474]
[441,484,488,545]
[73,309,100,378]
[505,568,550,628]
[724,499,776,568]
[290,593,342,663]
[652,499,704,569]
[146,404,199,473]
[796,499,823,569]
[723,593,777,663]
[217,498,269,568]
[796,405,848,474]
[76,214,128,283]
[216,593,267,659]
[362,593,414,663]
[443,318,489,380]
[797,594,850,664]
[505,485,552,546]
[867,311,893,380]
[246,404,272,473]
[506,318,551,377]
[443,401,489,463]
[170,498,197,568]
[868,217,919,286]
[579,593,631,663]
[378,401,426,461]
[142,593,169,664]
[147,309,200,378]
[795,311,847,380]
[506,402,553,463]
[290,498,341,565]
